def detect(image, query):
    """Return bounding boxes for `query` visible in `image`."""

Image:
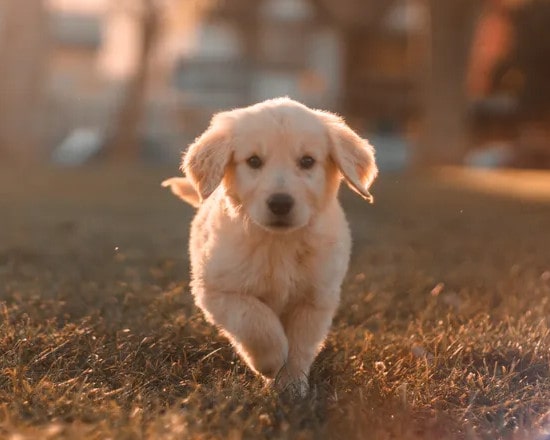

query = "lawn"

[1,166,549,439]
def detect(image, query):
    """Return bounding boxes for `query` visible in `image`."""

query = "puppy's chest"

[211,240,314,313]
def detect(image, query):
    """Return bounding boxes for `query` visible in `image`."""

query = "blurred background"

[1,0,550,170]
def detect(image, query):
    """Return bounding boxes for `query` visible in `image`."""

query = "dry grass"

[1,166,549,439]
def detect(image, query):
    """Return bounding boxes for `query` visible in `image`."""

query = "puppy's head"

[183,98,377,232]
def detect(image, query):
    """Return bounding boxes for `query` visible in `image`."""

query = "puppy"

[163,97,377,395]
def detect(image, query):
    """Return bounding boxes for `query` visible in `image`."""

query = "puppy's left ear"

[319,111,378,203]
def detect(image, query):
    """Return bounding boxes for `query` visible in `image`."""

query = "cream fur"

[162,97,377,395]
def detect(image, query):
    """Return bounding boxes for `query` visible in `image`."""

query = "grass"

[1,166,549,439]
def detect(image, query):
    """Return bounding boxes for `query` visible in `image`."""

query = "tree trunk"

[107,0,159,162]
[0,0,48,164]
[307,0,399,115]
[414,0,480,166]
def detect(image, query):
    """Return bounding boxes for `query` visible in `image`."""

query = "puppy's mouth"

[248,211,307,233]
[269,219,293,229]
[257,216,301,233]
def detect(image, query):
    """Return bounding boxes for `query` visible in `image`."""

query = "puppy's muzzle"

[267,193,294,216]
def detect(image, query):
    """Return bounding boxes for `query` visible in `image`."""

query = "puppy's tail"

[161,177,200,208]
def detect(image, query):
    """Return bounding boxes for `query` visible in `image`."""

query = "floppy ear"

[319,112,378,203]
[182,114,232,201]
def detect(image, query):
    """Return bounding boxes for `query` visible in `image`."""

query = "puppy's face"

[182,98,378,232]
[224,108,338,232]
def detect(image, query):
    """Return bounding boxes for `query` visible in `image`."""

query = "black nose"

[267,193,294,216]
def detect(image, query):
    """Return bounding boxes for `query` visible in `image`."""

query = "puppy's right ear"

[182,113,232,201]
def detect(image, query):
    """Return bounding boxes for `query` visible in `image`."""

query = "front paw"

[243,335,288,379]
[252,350,287,379]
[273,364,309,398]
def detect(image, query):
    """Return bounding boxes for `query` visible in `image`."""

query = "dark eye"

[246,155,263,169]
[299,155,315,170]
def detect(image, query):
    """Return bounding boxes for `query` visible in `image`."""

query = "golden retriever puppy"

[162,97,377,395]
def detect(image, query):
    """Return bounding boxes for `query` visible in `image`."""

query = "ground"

[1,166,550,440]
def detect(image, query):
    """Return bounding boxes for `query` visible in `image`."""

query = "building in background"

[174,0,423,133]
[174,0,342,111]
[38,0,422,163]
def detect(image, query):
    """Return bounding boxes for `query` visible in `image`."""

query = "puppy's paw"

[249,346,288,379]
[273,365,309,398]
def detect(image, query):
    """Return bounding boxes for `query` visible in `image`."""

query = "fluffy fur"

[162,97,377,395]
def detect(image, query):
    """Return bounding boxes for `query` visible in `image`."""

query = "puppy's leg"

[197,293,288,379]
[279,301,337,395]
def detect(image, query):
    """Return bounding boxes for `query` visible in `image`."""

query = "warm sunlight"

[1,1,549,439]
[436,167,550,202]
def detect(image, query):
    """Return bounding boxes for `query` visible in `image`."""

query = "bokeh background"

[1,0,550,169]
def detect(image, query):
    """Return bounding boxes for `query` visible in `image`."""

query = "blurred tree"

[512,0,550,167]
[308,0,399,116]
[464,0,550,168]
[513,0,550,122]
[105,0,160,161]
[414,0,480,166]
[105,0,213,161]
[0,0,49,164]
